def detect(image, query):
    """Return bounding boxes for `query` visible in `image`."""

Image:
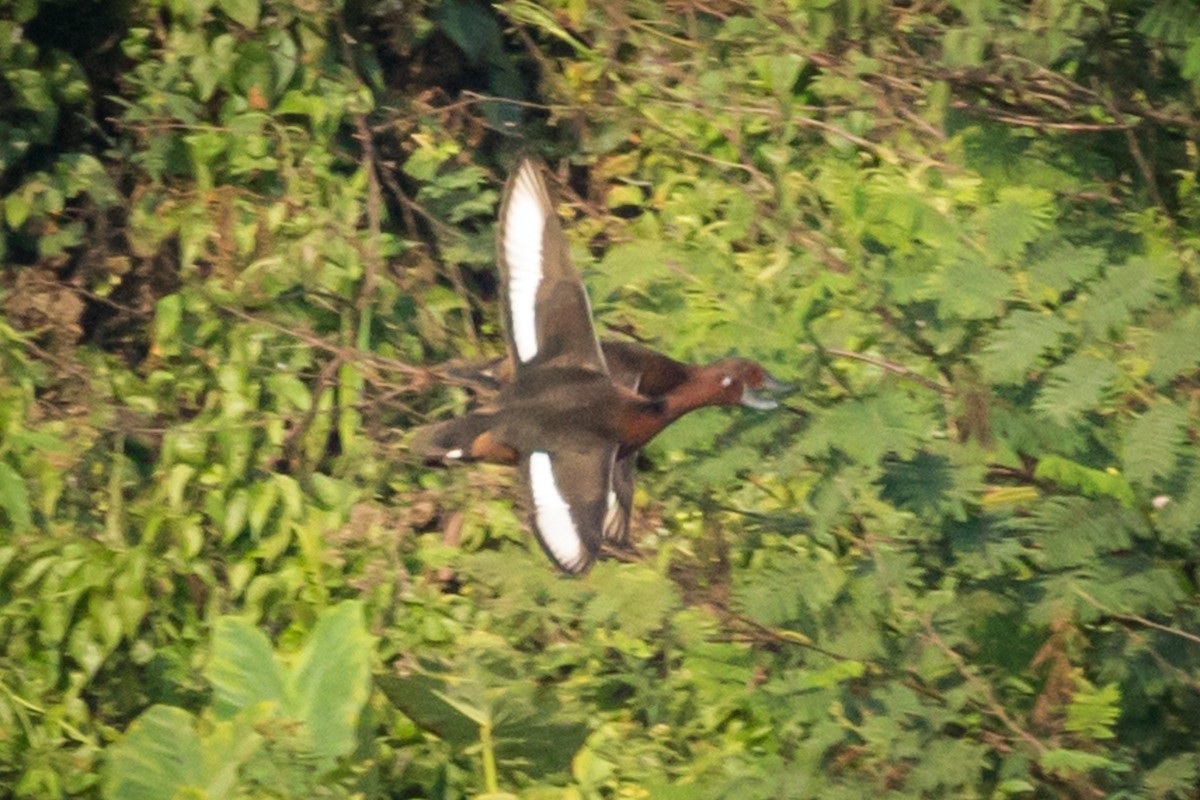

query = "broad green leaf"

[285,601,372,765]
[153,294,182,356]
[216,0,260,30]
[439,0,503,63]
[222,487,249,542]
[205,617,286,719]
[490,690,588,776]
[377,669,482,750]
[104,705,204,800]
[1033,457,1135,507]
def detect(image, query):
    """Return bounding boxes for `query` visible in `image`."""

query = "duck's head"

[704,358,789,410]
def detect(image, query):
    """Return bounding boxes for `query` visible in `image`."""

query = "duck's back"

[492,365,627,449]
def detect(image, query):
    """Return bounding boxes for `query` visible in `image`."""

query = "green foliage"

[2,0,1200,798]
[105,602,371,799]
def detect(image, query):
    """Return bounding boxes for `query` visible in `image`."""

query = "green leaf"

[439,0,503,64]
[153,294,182,356]
[1023,497,1137,567]
[1145,307,1200,382]
[222,487,249,542]
[285,601,373,766]
[1123,401,1187,487]
[490,690,588,776]
[4,189,33,228]
[1155,466,1200,547]
[804,392,930,464]
[216,0,259,28]
[1039,747,1120,776]
[925,259,1015,319]
[585,562,682,638]
[1065,681,1120,740]
[104,705,204,800]
[1034,353,1119,425]
[0,460,32,532]
[377,668,482,750]
[1143,754,1199,799]
[1079,257,1166,336]
[1027,243,1104,301]
[105,706,262,800]
[754,53,805,100]
[734,551,845,626]
[1033,457,1135,507]
[978,186,1054,261]
[977,310,1070,383]
[205,617,286,718]
[502,0,597,57]
[591,239,673,299]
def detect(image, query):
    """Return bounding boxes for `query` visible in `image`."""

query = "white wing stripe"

[504,164,545,363]
[528,451,585,571]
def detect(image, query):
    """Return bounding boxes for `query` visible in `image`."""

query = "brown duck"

[413,159,785,573]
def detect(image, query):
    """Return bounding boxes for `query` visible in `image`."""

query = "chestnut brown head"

[703,358,788,410]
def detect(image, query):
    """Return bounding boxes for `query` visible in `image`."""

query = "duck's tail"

[409,411,509,464]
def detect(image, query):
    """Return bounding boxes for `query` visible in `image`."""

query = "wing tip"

[527,450,599,574]
[507,158,552,216]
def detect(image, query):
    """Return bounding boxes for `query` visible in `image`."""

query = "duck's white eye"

[720,375,734,388]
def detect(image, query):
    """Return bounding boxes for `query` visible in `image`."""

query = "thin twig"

[817,346,952,396]
[920,616,1047,755]
[1074,588,1200,646]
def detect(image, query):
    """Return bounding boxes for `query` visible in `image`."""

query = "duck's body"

[412,159,784,573]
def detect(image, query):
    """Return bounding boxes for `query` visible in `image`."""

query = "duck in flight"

[413,159,785,573]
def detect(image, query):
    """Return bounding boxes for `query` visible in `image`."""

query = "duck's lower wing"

[602,454,636,547]
[521,446,616,574]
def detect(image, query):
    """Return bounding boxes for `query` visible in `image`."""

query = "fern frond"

[1033,354,1119,425]
[1027,243,1105,302]
[1078,257,1167,337]
[733,551,846,626]
[977,309,1071,384]
[978,186,1054,261]
[1122,401,1188,487]
[1019,496,1142,568]
[1145,307,1200,383]
[922,259,1014,320]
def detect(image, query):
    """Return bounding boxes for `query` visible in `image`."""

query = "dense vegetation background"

[2,0,1199,797]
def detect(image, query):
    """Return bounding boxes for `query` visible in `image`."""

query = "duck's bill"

[740,371,790,410]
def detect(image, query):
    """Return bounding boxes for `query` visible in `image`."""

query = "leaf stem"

[480,718,499,794]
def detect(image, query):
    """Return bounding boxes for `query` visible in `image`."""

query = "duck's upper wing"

[497,159,607,374]
[521,445,616,573]
[599,340,692,397]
